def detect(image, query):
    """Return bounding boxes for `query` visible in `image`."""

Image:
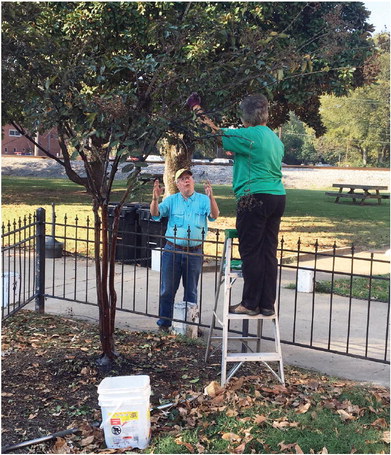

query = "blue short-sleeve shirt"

[152,192,215,246]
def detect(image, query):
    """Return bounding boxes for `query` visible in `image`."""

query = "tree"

[281,113,318,164]
[317,33,390,167]
[2,2,377,361]
[155,1,378,182]
[2,2,173,364]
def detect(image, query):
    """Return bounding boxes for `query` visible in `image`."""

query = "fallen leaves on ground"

[2,310,390,454]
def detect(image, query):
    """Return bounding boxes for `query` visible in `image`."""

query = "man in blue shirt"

[150,168,220,331]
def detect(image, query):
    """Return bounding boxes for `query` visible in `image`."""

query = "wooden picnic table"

[325,184,389,205]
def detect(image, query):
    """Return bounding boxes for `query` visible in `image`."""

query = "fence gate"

[1,209,46,320]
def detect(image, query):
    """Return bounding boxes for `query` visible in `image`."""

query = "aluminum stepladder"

[205,228,284,386]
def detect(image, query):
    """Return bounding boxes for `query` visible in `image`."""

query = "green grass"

[315,275,390,302]
[148,378,389,454]
[286,275,390,302]
[1,176,389,249]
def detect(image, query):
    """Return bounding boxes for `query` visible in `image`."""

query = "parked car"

[211,158,233,164]
[192,159,210,163]
[146,155,164,162]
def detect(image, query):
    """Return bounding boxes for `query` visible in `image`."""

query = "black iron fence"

[2,208,390,365]
[1,213,39,319]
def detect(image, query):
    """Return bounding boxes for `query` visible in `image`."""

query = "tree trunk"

[362,147,367,166]
[216,145,225,158]
[93,202,116,366]
[163,135,193,197]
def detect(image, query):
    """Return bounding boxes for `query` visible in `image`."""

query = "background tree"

[281,113,318,165]
[2,2,377,361]
[316,33,390,167]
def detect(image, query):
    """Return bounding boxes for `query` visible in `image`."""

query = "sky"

[363,1,390,34]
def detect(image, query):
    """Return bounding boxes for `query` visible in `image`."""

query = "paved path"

[19,252,389,388]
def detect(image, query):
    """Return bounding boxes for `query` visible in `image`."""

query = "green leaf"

[133,161,148,167]
[85,112,97,128]
[123,140,136,146]
[110,140,120,149]
[121,163,134,173]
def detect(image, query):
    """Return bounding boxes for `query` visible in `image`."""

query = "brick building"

[2,125,62,157]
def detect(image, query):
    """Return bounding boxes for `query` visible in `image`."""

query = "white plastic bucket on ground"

[172,301,199,338]
[98,375,151,449]
[297,268,314,293]
[151,248,161,272]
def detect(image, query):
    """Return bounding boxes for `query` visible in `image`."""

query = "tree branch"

[10,121,64,165]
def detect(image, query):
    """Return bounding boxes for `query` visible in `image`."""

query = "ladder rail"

[205,238,228,362]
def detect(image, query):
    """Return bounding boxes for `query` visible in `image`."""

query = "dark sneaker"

[229,303,260,316]
[260,308,275,317]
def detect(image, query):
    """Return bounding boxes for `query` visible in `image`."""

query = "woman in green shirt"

[187,93,285,316]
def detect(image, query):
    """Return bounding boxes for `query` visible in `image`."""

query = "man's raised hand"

[153,179,164,200]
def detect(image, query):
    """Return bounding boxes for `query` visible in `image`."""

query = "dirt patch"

[2,310,271,453]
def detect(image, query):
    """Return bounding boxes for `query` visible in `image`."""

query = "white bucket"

[297,268,314,293]
[172,301,199,338]
[98,375,151,449]
[151,248,161,272]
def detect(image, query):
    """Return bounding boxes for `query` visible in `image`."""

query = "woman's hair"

[239,94,269,126]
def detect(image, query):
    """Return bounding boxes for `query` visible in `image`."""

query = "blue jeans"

[157,243,203,327]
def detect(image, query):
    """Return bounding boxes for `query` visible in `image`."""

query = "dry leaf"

[230,377,245,391]
[204,380,223,398]
[211,394,225,405]
[234,441,247,453]
[254,414,267,425]
[295,443,304,454]
[226,408,238,417]
[296,402,311,414]
[222,432,241,442]
[28,413,38,420]
[371,418,388,429]
[81,435,94,446]
[381,430,390,444]
[52,437,72,454]
[337,409,355,421]
[175,437,194,453]
[195,442,205,453]
[320,448,329,454]
[279,441,296,451]
[273,419,299,429]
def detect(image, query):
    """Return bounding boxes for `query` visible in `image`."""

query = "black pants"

[236,193,286,311]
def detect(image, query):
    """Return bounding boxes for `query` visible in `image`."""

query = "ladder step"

[226,352,282,362]
[227,313,277,320]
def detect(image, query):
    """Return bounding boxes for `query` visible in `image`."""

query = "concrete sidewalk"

[22,253,389,388]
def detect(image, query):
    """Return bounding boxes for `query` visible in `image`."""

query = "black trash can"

[108,203,140,263]
[137,205,168,267]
